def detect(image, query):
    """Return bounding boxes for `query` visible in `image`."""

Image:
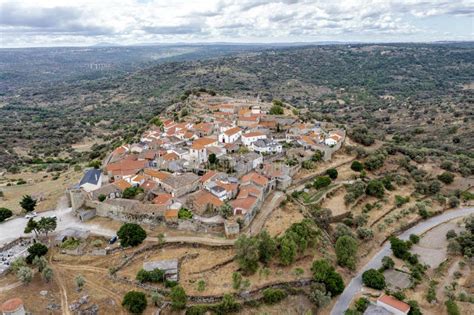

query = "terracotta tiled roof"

[242,131,265,138]
[144,169,171,181]
[140,180,157,191]
[113,179,131,191]
[153,193,173,206]
[191,137,217,149]
[194,190,224,208]
[106,159,147,173]
[131,175,145,182]
[378,295,410,313]
[165,209,178,219]
[241,172,268,187]
[200,171,217,183]
[1,298,23,312]
[224,127,241,136]
[163,152,179,161]
[230,196,257,212]
[237,185,262,199]
[238,115,258,121]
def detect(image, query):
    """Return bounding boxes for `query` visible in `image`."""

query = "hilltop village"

[71,94,345,237]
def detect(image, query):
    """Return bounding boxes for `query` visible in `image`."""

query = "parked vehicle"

[25,212,37,219]
[109,236,118,244]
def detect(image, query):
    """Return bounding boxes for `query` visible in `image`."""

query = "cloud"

[0,0,472,47]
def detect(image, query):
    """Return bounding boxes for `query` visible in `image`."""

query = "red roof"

[200,171,217,183]
[378,295,410,313]
[1,298,23,312]
[224,127,241,136]
[241,172,268,187]
[153,193,173,206]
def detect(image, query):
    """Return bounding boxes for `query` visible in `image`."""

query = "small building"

[143,259,179,281]
[79,169,103,192]
[219,127,242,144]
[241,131,267,146]
[251,139,282,154]
[1,298,25,315]
[376,295,410,315]
[363,304,393,315]
[54,228,90,245]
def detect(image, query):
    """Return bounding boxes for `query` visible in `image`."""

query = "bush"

[262,288,287,304]
[445,299,460,315]
[356,227,374,240]
[362,269,385,290]
[326,168,338,179]
[311,259,345,296]
[390,237,410,259]
[446,230,457,239]
[409,234,420,244]
[214,294,240,314]
[335,235,358,270]
[17,266,33,283]
[355,297,369,312]
[448,196,460,208]
[75,275,85,290]
[136,268,165,283]
[232,272,242,290]
[122,186,144,199]
[178,207,193,219]
[437,172,455,184]
[381,256,395,270]
[314,176,331,189]
[309,283,331,308]
[170,286,187,310]
[26,242,48,264]
[278,235,297,266]
[257,230,276,264]
[98,194,106,202]
[365,180,385,198]
[351,161,364,172]
[0,207,13,222]
[122,291,147,314]
[395,195,410,207]
[117,223,147,247]
[235,235,259,274]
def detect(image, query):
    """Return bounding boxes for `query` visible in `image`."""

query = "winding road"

[330,207,474,315]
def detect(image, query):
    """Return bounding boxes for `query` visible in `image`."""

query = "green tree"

[335,235,358,270]
[75,275,85,290]
[37,217,57,236]
[17,266,33,284]
[24,218,39,236]
[33,256,48,272]
[362,269,385,290]
[437,172,454,184]
[314,176,331,189]
[235,235,259,274]
[445,299,460,315]
[365,180,385,198]
[170,286,187,310]
[42,266,53,283]
[122,186,144,199]
[0,208,13,222]
[326,168,338,179]
[351,160,364,172]
[279,235,297,266]
[215,294,240,313]
[262,288,287,304]
[355,297,369,312]
[219,203,233,219]
[98,194,106,202]
[257,230,276,264]
[26,242,48,264]
[149,117,163,127]
[409,234,420,244]
[208,153,218,165]
[389,237,410,259]
[117,223,147,247]
[311,259,345,296]
[122,291,147,314]
[20,195,36,212]
[309,283,331,309]
[232,272,242,290]
[381,256,395,270]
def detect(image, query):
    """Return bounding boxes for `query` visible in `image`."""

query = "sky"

[0,0,473,48]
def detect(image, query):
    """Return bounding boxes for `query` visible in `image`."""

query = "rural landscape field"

[0,1,473,315]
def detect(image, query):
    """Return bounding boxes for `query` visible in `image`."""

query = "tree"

[24,218,39,237]
[335,235,358,270]
[170,286,187,310]
[232,272,242,290]
[149,117,163,127]
[351,161,364,172]
[26,242,48,264]
[310,207,332,229]
[314,176,331,189]
[98,194,106,202]
[262,288,287,304]
[75,275,85,290]
[407,300,422,315]
[17,266,33,284]
[42,266,53,283]
[311,259,345,296]
[279,235,297,266]
[20,195,36,212]
[37,217,57,236]
[326,168,338,179]
[448,196,460,208]
[355,297,369,312]
[446,230,457,239]
[122,291,147,314]
[122,186,144,199]
[33,256,48,272]
[0,208,13,222]
[409,234,420,244]
[309,283,331,308]
[208,153,218,165]
[389,237,410,259]
[235,235,259,274]
[216,294,240,313]
[362,269,385,290]
[117,223,147,247]
[365,180,385,198]
[257,230,276,264]
[219,203,233,219]
[445,299,460,315]
[381,256,395,270]
[437,172,454,184]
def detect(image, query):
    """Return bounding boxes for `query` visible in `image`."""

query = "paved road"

[0,207,115,246]
[330,207,474,315]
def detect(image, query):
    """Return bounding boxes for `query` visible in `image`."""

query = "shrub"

[122,291,147,314]
[170,286,187,310]
[136,268,165,283]
[362,269,385,290]
[445,299,460,315]
[311,259,345,296]
[122,186,144,199]
[356,227,374,240]
[448,196,460,208]
[446,230,457,239]
[326,168,338,179]
[98,194,106,202]
[0,208,13,222]
[390,237,410,259]
[351,161,364,172]
[278,235,297,266]
[355,297,369,312]
[262,288,287,304]
[42,266,53,283]
[335,235,358,270]
[117,223,146,247]
[17,266,33,283]
[407,300,422,315]
[75,275,85,290]
[409,234,420,244]
[178,207,193,219]
[197,280,206,292]
[309,283,331,308]
[214,294,240,314]
[381,256,395,270]
[314,176,331,189]
[235,235,259,274]
[26,242,48,264]
[365,180,385,198]
[232,272,242,290]
[395,195,410,207]
[257,230,276,264]
[437,172,455,184]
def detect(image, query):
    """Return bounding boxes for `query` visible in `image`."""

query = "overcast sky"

[0,0,473,48]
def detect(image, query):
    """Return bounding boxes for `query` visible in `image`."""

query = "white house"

[324,138,338,146]
[79,169,103,192]
[242,131,267,146]
[251,139,283,154]
[377,295,410,315]
[219,127,242,144]
[189,137,218,164]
